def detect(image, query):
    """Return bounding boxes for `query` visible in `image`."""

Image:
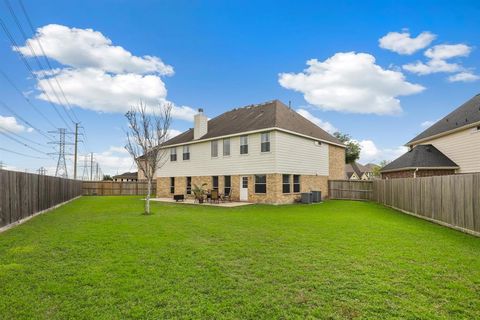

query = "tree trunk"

[145,177,151,214]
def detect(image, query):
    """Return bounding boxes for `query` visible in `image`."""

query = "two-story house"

[381,94,480,178]
[155,100,346,203]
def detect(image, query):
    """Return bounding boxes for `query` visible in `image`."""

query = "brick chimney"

[194,108,208,139]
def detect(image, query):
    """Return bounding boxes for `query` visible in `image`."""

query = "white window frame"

[240,135,248,155]
[211,140,218,158]
[261,132,270,153]
[223,138,230,156]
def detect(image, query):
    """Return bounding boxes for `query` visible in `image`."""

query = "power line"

[0,16,73,130]
[4,0,77,126]
[18,0,80,123]
[0,127,53,150]
[0,99,55,142]
[0,146,50,159]
[0,67,57,129]
[0,130,51,155]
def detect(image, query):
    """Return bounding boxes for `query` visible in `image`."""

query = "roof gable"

[162,100,343,147]
[408,94,480,145]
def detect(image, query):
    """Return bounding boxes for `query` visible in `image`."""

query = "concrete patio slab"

[150,198,253,207]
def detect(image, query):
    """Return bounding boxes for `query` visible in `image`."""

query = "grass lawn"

[0,197,479,319]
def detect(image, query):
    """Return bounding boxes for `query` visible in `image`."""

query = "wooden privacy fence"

[329,174,480,236]
[328,180,373,200]
[82,181,156,196]
[0,170,82,229]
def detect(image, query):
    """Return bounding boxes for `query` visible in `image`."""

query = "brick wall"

[381,169,456,179]
[328,145,345,180]
[157,173,329,204]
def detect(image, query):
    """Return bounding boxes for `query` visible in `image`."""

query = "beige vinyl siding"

[275,131,329,176]
[157,131,277,177]
[415,126,480,173]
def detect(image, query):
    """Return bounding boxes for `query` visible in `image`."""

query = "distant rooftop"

[381,145,458,172]
[113,172,138,179]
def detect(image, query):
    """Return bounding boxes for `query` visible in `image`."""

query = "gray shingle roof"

[407,94,480,145]
[113,172,138,179]
[380,145,458,172]
[162,100,343,146]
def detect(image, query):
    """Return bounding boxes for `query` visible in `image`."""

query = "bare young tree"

[125,102,172,214]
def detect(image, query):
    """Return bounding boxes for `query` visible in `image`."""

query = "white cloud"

[17,24,173,75]
[425,44,471,60]
[448,72,480,83]
[403,59,462,75]
[379,31,436,55]
[18,24,195,121]
[296,108,337,134]
[420,119,438,128]
[279,52,424,115]
[167,129,182,139]
[94,146,137,176]
[358,139,408,164]
[0,115,32,133]
[403,43,473,76]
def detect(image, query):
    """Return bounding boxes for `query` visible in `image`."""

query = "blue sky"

[0,0,479,175]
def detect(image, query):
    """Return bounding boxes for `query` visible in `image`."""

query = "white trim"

[407,120,480,146]
[380,166,459,173]
[162,127,346,149]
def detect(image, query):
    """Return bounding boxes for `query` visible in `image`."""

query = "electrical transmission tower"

[0,161,5,170]
[48,128,74,178]
[37,167,47,175]
[81,154,90,180]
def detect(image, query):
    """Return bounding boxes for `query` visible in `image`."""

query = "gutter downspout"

[413,167,419,178]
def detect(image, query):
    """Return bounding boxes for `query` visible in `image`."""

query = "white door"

[240,176,248,201]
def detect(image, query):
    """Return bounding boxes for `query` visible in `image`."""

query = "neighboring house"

[345,162,378,180]
[155,100,346,203]
[113,172,138,182]
[381,94,479,179]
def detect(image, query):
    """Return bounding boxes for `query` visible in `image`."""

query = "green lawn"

[0,197,479,319]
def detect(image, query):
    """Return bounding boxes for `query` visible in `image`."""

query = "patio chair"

[221,190,232,202]
[210,189,219,204]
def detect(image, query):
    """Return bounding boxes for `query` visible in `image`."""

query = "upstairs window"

[170,148,177,161]
[224,176,231,195]
[240,135,248,154]
[212,176,219,191]
[261,132,270,152]
[170,177,175,194]
[254,174,266,193]
[211,140,218,157]
[183,145,190,160]
[186,177,192,194]
[223,138,230,156]
[282,174,291,193]
[293,175,300,193]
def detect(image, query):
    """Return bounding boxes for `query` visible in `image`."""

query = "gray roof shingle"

[162,100,343,147]
[380,145,458,172]
[407,94,480,145]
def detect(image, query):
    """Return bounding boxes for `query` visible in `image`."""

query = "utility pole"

[90,152,94,181]
[95,163,99,181]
